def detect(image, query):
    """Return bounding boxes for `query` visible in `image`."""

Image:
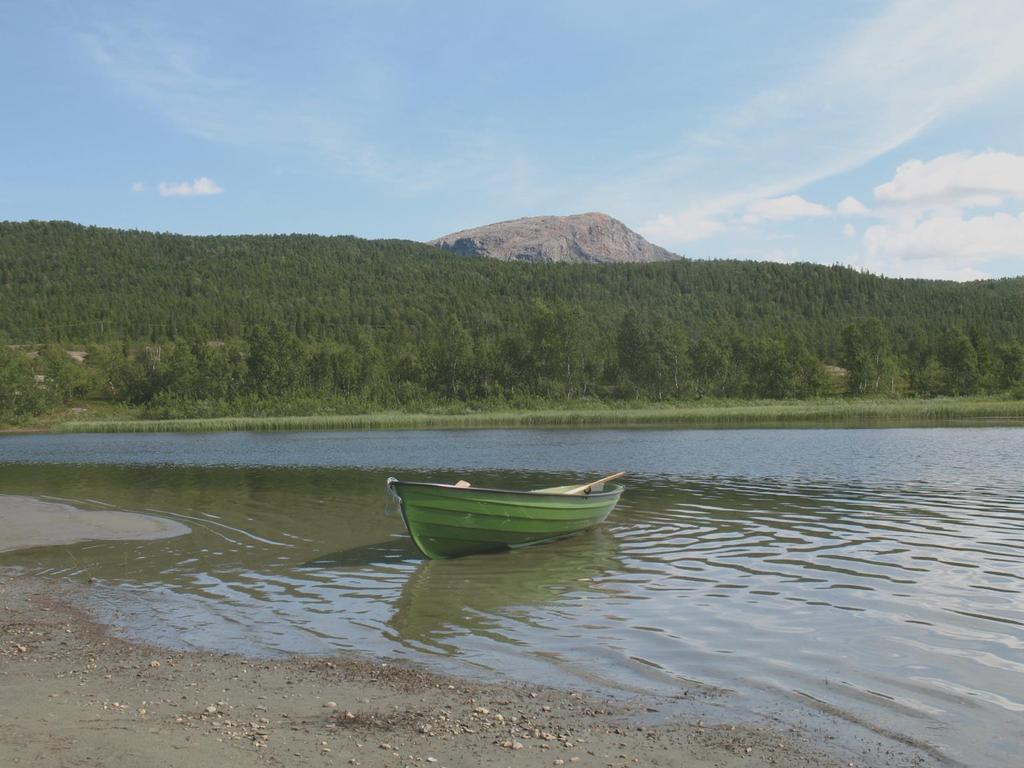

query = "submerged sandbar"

[0,495,190,553]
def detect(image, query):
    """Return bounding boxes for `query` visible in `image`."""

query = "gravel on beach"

[0,573,931,768]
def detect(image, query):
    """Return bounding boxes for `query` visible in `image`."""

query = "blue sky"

[3,0,1024,280]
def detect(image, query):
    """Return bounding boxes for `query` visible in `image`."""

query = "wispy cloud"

[742,195,830,225]
[131,181,145,193]
[641,199,733,244]
[79,20,543,205]
[637,0,1024,247]
[158,177,223,197]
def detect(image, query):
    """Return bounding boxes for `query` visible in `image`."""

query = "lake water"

[1,427,1022,767]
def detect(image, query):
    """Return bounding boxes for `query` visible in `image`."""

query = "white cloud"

[638,0,1024,247]
[864,211,1024,260]
[873,150,1024,210]
[131,181,145,193]
[843,223,856,238]
[158,176,223,197]
[843,150,1024,279]
[859,210,1024,280]
[742,195,830,225]
[838,196,868,216]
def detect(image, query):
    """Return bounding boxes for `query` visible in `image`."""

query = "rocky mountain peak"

[429,212,679,264]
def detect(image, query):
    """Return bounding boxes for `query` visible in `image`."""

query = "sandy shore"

[0,495,190,553]
[0,571,936,768]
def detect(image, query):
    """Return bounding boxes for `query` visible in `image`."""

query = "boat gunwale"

[388,479,624,500]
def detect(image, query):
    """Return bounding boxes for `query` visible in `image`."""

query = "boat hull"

[388,479,623,559]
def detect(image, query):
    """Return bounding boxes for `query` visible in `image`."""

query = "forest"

[2,220,1023,422]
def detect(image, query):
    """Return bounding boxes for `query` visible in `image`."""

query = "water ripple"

[2,428,1024,767]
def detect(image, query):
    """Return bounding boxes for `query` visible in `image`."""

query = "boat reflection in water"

[387,528,620,650]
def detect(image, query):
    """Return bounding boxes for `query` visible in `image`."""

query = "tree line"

[1,220,1023,421]
[3,314,1022,422]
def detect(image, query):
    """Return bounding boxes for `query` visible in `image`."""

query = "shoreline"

[3,396,1023,435]
[0,571,936,768]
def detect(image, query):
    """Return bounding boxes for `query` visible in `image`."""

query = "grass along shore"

[38,396,1024,433]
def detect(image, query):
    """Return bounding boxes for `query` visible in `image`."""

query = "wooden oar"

[564,472,625,496]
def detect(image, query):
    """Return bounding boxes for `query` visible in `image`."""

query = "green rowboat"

[386,476,624,560]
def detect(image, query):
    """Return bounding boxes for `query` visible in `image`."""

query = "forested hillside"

[1,220,1023,420]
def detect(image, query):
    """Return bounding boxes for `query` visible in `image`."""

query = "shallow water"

[1,427,1022,767]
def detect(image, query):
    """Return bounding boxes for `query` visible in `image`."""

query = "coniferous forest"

[2,220,1023,422]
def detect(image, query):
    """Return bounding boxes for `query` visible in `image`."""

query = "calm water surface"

[1,427,1022,767]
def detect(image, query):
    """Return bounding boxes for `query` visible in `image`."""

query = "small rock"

[149,660,161,668]
[325,701,338,708]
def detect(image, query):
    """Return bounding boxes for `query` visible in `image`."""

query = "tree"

[841,318,899,395]
[424,315,474,401]
[996,341,1024,391]
[0,347,48,420]
[38,344,89,403]
[941,331,979,395]
[689,337,730,398]
[244,323,305,397]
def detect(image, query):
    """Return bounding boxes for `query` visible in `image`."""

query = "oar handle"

[565,471,625,495]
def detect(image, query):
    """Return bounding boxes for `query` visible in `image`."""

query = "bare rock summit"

[429,213,679,264]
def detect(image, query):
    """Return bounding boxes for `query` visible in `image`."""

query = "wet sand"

[0,572,934,768]
[0,495,190,552]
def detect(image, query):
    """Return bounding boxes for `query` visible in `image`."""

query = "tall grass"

[49,397,1024,434]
